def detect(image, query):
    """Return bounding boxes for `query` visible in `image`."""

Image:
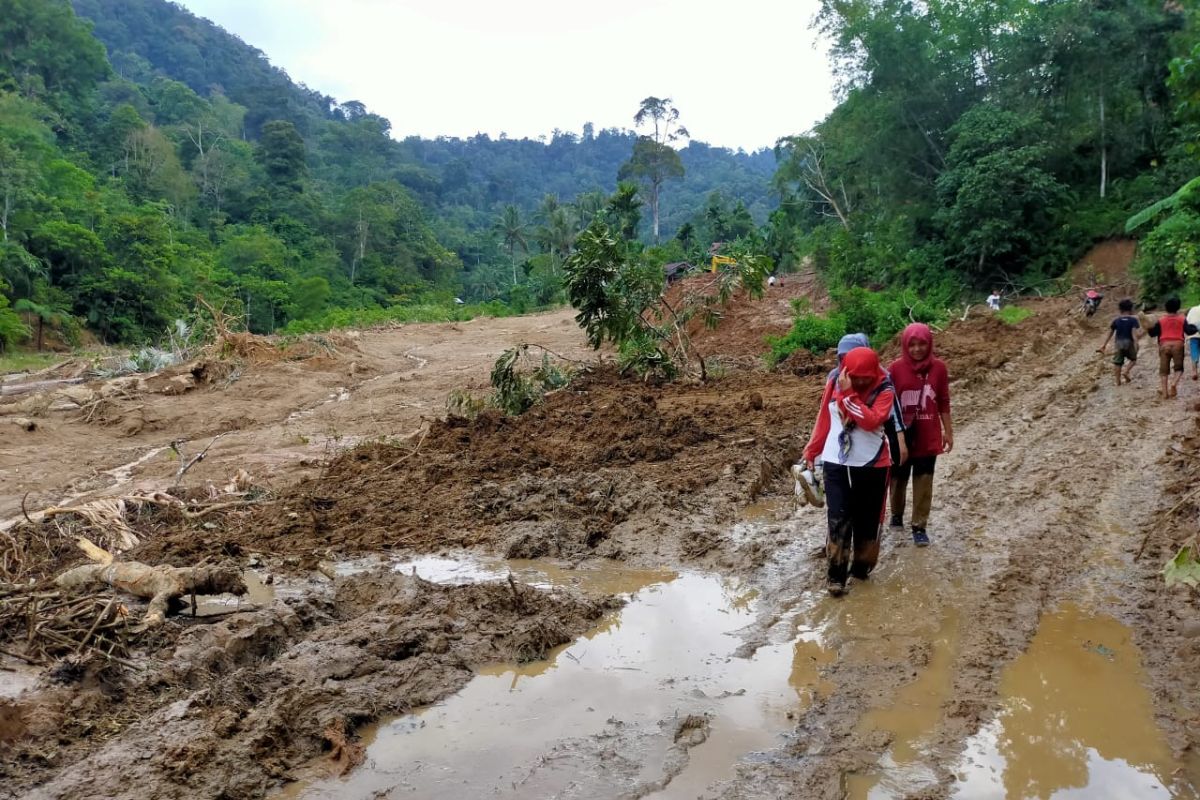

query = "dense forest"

[1,0,1198,354]
[771,0,1199,304]
[0,0,774,348]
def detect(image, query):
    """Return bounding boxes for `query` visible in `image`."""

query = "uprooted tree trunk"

[56,558,246,628]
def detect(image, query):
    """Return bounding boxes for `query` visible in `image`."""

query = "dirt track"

[2,243,1199,799]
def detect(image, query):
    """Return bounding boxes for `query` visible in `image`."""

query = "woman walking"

[887,323,953,546]
[803,346,896,596]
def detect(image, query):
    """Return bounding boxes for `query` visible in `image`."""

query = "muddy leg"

[849,466,889,580]
[909,457,937,530]
[823,464,853,588]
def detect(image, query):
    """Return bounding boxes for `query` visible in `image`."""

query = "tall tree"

[619,97,689,243]
[493,204,528,286]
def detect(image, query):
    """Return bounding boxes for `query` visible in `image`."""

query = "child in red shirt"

[887,323,953,547]
[1148,297,1198,398]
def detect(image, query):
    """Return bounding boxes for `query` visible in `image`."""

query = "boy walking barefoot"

[887,323,953,547]
[1098,299,1141,386]
[1147,298,1198,398]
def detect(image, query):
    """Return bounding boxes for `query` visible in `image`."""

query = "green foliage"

[1126,176,1200,233]
[0,0,783,349]
[771,0,1191,296]
[0,349,60,373]
[489,345,571,416]
[563,222,639,349]
[766,304,846,365]
[1133,211,1200,302]
[0,292,29,351]
[1164,541,1200,590]
[565,221,769,379]
[766,288,950,366]
[935,107,1071,280]
[617,331,677,381]
[996,306,1033,325]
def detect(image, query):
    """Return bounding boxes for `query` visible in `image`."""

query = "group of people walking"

[799,323,953,597]
[1098,297,1200,398]
[799,294,1200,597]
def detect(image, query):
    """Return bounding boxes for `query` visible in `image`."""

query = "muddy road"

[2,245,1199,799]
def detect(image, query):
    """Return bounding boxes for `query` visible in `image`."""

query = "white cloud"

[173,0,836,151]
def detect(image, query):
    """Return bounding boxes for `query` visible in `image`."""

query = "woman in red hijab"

[887,323,954,547]
[802,346,895,596]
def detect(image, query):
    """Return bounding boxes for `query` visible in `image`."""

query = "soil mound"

[664,267,828,362]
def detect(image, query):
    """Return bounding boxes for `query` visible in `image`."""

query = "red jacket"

[887,357,951,457]
[803,376,895,466]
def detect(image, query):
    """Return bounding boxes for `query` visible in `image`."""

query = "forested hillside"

[0,0,775,348]
[769,0,1199,304]
[3,0,1198,355]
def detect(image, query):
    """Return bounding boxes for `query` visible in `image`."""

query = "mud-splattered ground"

[1,241,1198,799]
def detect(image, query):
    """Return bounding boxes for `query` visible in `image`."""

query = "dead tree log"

[56,560,246,628]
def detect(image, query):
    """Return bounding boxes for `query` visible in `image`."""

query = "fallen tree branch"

[384,428,429,471]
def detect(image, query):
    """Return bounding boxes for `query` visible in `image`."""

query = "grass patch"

[0,350,65,376]
[995,306,1033,325]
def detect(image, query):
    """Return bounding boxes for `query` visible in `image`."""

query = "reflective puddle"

[192,570,277,616]
[954,605,1196,799]
[280,566,832,799]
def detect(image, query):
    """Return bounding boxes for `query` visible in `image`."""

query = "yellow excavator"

[710,255,736,272]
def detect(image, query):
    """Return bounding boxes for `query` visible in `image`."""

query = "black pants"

[823,463,890,586]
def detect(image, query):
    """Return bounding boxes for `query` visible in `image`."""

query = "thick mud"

[2,241,1199,799]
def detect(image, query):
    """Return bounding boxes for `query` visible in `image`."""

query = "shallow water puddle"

[191,570,276,616]
[282,569,830,799]
[846,608,961,799]
[953,605,1195,799]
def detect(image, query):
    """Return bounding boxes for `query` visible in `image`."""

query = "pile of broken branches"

[0,581,133,667]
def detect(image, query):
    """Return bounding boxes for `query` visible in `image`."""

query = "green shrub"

[996,306,1033,325]
[489,346,571,415]
[766,288,951,366]
[766,307,846,365]
[617,330,678,379]
[1133,210,1200,302]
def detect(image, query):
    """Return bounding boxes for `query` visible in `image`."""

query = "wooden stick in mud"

[173,432,227,482]
[1136,484,1200,560]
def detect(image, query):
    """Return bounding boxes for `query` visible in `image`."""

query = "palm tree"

[605,182,643,241]
[492,205,528,286]
[543,208,576,267]
[572,190,606,230]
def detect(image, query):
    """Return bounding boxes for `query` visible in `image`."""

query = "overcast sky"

[172,0,837,152]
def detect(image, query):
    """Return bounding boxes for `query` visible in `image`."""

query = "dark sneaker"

[826,580,846,597]
[889,515,904,529]
[912,528,930,547]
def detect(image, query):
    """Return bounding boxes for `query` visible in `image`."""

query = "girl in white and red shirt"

[803,346,894,596]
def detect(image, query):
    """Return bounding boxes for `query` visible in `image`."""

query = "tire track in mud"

[712,312,1194,799]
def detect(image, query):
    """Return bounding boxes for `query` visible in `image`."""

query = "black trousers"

[823,463,890,585]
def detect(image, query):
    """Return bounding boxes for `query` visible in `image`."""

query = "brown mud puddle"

[279,564,832,799]
[851,604,1199,799]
